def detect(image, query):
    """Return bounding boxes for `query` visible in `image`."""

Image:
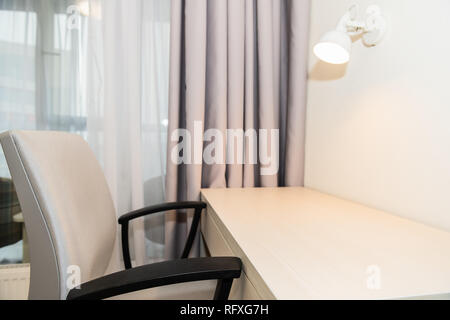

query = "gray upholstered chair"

[0,131,241,300]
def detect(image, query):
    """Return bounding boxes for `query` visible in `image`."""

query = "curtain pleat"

[243,0,258,187]
[226,0,245,188]
[203,0,228,188]
[285,0,311,187]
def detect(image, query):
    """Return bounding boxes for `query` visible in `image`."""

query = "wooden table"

[200,187,450,300]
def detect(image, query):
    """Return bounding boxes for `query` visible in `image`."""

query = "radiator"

[0,264,30,300]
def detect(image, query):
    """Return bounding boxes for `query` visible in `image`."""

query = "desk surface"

[201,187,450,299]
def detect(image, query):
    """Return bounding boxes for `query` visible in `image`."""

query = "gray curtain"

[165,0,310,259]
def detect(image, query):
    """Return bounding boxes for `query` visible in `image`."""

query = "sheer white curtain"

[87,0,170,268]
[0,0,170,266]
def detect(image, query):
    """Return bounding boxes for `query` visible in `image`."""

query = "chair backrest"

[0,131,117,299]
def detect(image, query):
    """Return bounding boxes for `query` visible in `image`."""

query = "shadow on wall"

[309,61,349,81]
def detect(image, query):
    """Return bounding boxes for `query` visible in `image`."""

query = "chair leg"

[214,279,233,300]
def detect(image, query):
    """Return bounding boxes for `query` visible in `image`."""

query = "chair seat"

[108,280,217,300]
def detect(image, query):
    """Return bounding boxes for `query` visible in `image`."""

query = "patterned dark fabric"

[0,178,22,248]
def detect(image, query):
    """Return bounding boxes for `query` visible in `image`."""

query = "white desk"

[200,187,450,300]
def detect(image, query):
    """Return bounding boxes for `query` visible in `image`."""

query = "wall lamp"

[313,5,387,64]
[77,0,90,16]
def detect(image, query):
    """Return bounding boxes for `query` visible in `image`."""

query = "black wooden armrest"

[67,257,242,300]
[118,201,206,224]
[118,201,207,269]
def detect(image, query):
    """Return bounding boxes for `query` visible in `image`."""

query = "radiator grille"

[0,264,29,300]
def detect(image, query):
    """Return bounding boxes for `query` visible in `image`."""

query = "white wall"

[305,0,450,231]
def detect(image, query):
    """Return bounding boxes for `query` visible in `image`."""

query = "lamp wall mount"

[336,4,387,47]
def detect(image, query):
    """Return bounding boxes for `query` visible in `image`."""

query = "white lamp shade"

[314,30,352,64]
